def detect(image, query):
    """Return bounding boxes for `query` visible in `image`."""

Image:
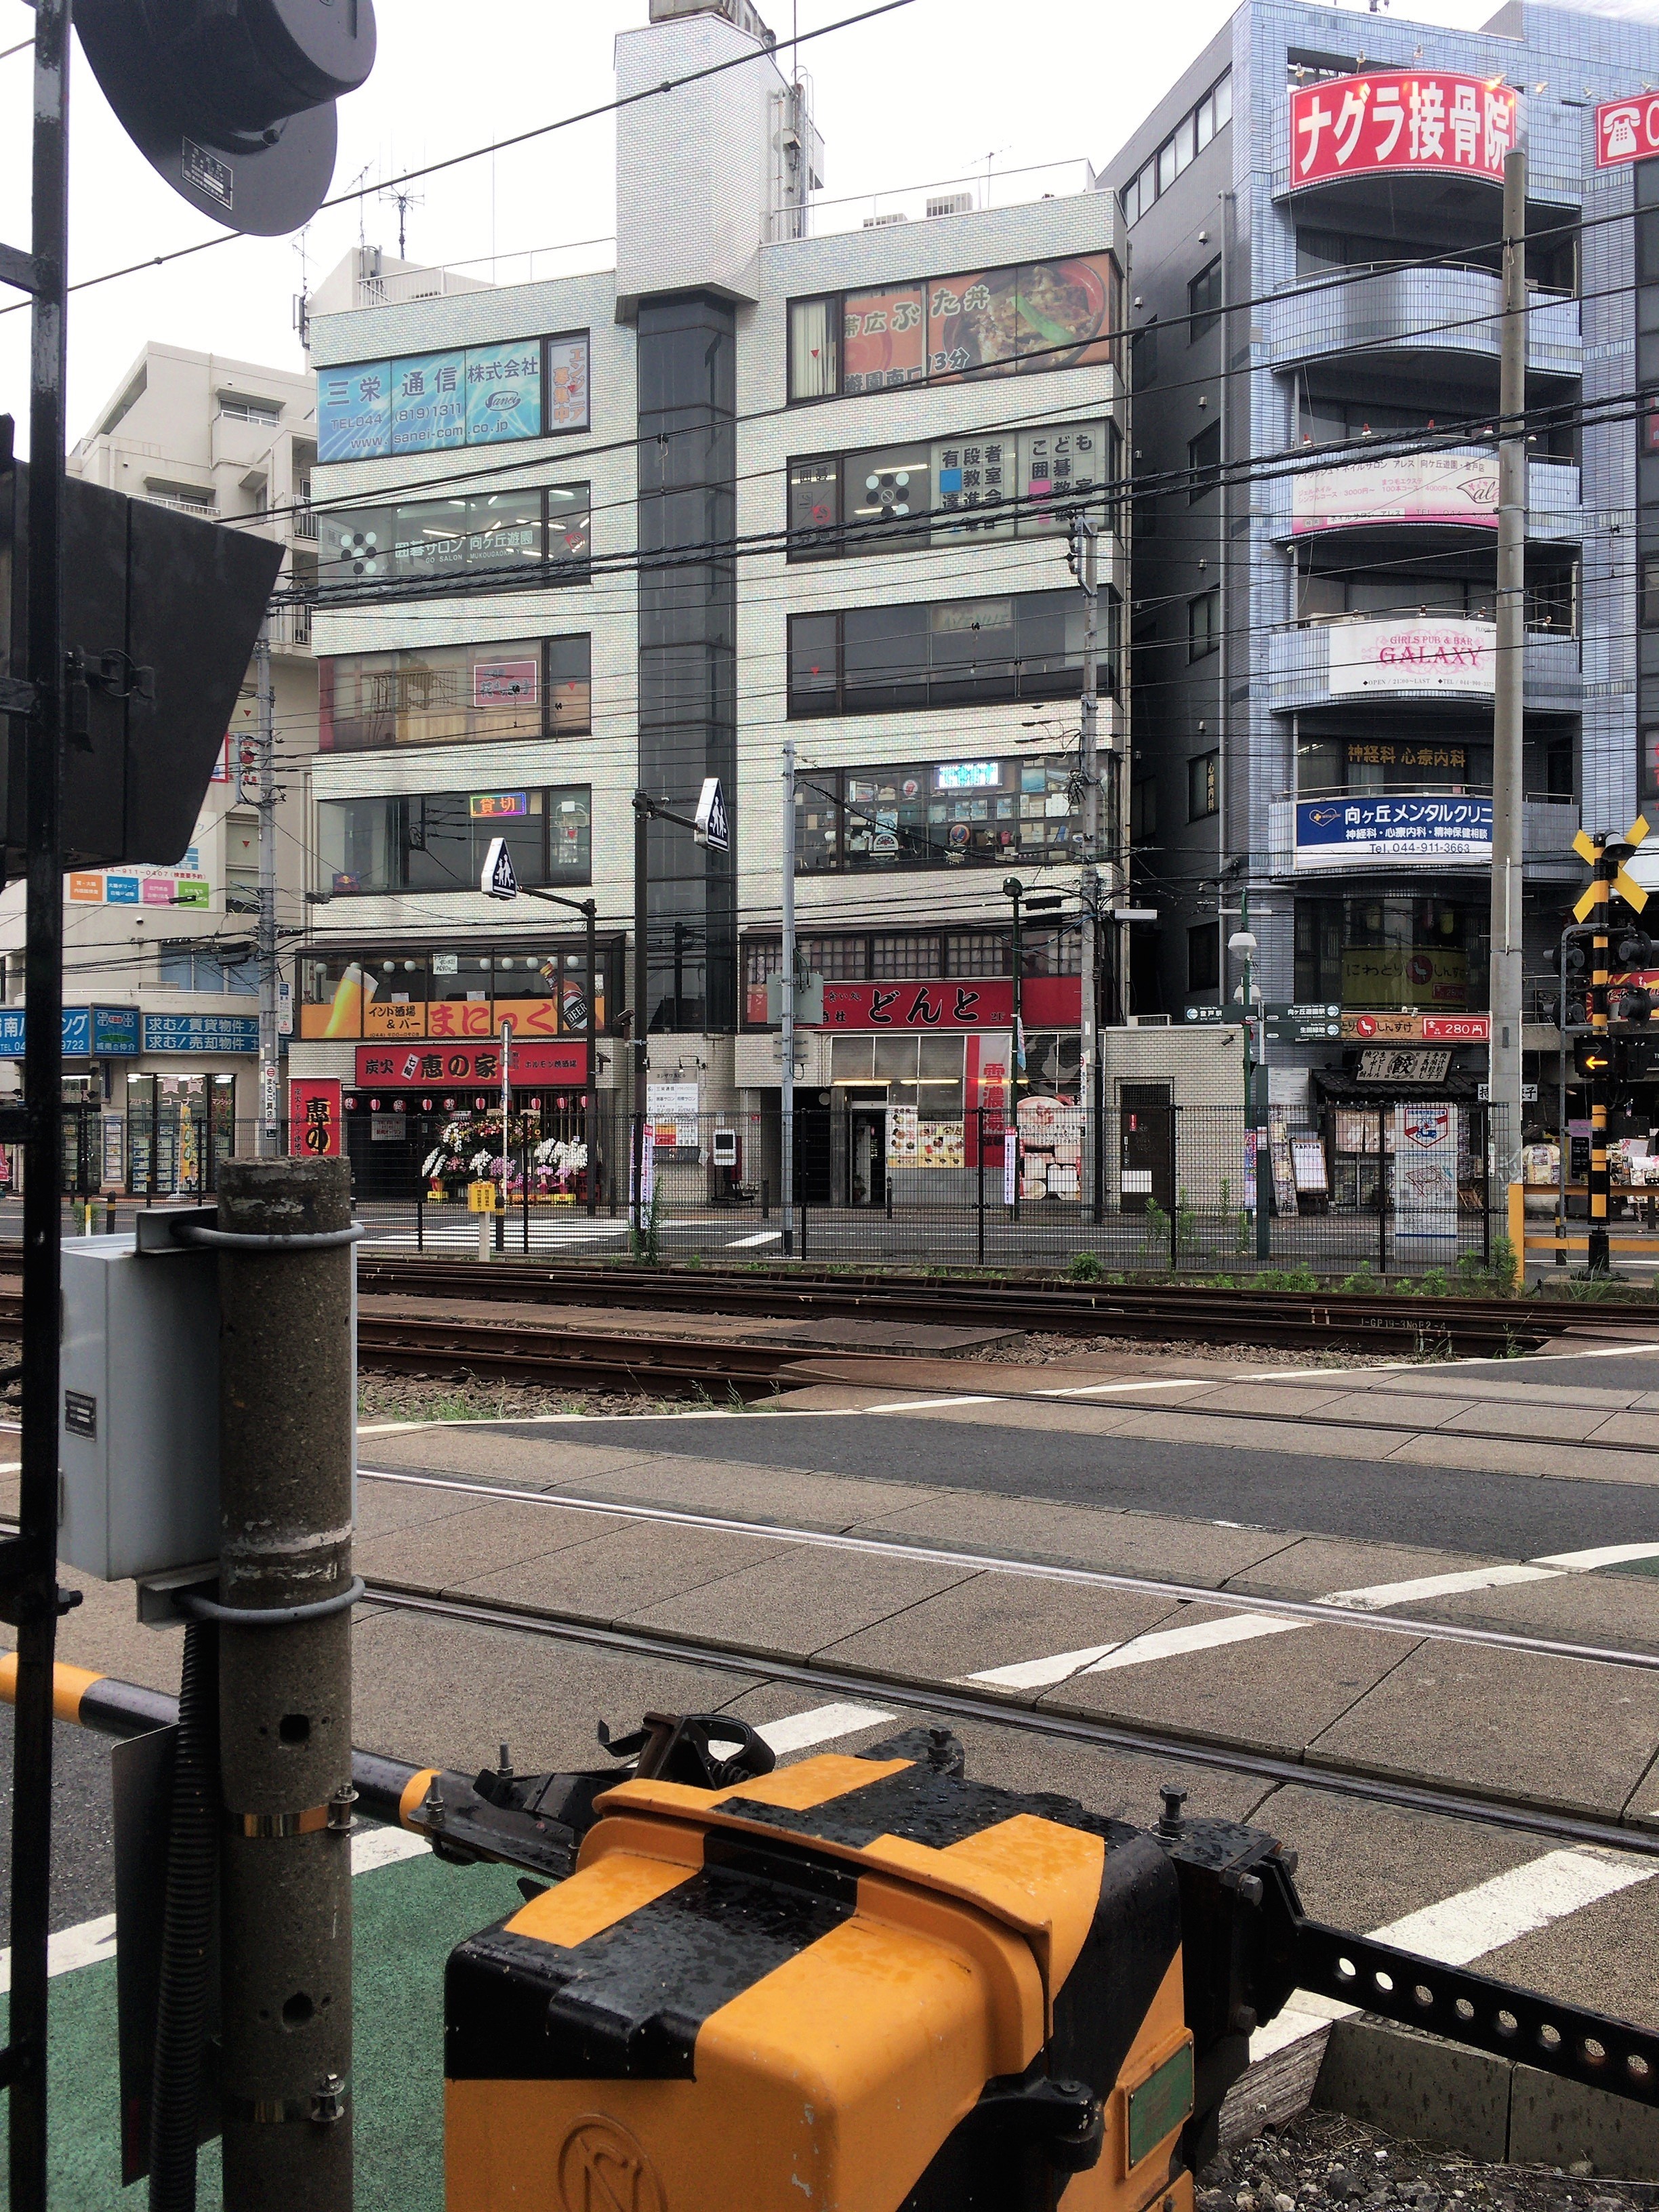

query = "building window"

[316,786,591,897]
[224,811,259,916]
[786,422,1118,560]
[319,636,590,752]
[1187,924,1219,992]
[1294,895,1485,1010]
[298,937,619,1041]
[791,756,1081,874]
[1130,778,1158,842]
[1188,590,1220,660]
[1188,258,1223,340]
[1641,555,1659,630]
[316,332,590,462]
[1188,422,1221,499]
[159,942,258,994]
[1130,318,1157,388]
[316,485,590,598]
[1119,70,1231,226]
[1187,750,1219,820]
[787,589,1118,716]
[785,250,1122,402]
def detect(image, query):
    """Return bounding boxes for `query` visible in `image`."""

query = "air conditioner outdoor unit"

[862,212,906,227]
[926,192,974,218]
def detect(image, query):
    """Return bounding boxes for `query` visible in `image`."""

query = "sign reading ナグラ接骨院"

[1290,72,1519,190]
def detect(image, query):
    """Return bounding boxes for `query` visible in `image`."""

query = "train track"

[359,1575,1659,1860]
[350,1254,1653,1358]
[357,1466,1659,1675]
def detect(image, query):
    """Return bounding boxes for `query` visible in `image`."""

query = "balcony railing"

[1261,266,1580,377]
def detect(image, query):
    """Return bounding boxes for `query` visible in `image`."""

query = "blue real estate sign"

[0,1006,139,1056]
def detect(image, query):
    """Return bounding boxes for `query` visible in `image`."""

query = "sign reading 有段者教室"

[142,1014,261,1054]
[1295,797,1492,870]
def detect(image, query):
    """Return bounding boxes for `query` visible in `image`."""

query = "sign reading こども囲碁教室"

[1290,73,1519,190]
[1597,94,1659,168]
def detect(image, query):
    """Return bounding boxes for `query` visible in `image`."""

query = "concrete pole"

[253,625,280,1158]
[1075,516,1101,1223]
[216,1158,355,2209]
[781,738,797,1257]
[1488,145,1528,1176]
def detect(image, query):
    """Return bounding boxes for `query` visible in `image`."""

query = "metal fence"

[8,1099,1515,1279]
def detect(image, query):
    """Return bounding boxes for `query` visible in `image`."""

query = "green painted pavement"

[15,1843,523,2208]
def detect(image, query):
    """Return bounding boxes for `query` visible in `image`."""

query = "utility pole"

[211,1158,357,2209]
[253,622,280,1155]
[1488,144,1528,1176]
[632,794,650,1231]
[781,738,797,1256]
[8,7,70,2201]
[1072,514,1101,1223]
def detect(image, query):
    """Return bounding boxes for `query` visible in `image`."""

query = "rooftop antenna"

[345,161,373,251]
[380,182,423,260]
[980,143,1012,212]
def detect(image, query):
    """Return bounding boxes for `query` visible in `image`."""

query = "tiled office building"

[293,0,1127,1200]
[1105,0,1659,1109]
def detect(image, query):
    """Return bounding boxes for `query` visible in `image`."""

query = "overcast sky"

[1,0,1508,452]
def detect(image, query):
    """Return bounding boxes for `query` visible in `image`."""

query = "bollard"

[212,1159,356,2211]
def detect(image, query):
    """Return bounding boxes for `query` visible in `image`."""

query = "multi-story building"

[291,0,1129,1206]
[1107,0,1659,1130]
[0,341,319,1191]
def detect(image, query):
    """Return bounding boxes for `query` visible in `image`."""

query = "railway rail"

[355,1574,1659,1861]
[357,1465,1659,1674]
[349,1254,1654,1357]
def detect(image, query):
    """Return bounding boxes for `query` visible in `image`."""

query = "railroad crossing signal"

[75,0,378,236]
[1573,819,1649,922]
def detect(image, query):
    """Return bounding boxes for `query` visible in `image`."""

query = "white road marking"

[747,1702,897,1755]
[5,1819,452,1990]
[0,1912,117,1992]
[1533,1539,1659,1572]
[967,1614,1303,1692]
[350,1824,430,1875]
[1319,1563,1561,1612]
[1250,1846,1658,2063]
[726,1231,783,1249]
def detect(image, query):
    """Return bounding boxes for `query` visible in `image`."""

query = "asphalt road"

[492,1410,1659,1559]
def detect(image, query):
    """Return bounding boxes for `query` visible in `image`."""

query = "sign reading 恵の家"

[1290,73,1519,190]
[289,1078,343,1158]
[354,1040,586,1088]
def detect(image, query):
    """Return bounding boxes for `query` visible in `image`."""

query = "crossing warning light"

[75,0,377,237]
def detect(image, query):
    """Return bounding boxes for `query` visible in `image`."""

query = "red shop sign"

[1290,73,1518,192]
[1596,94,1659,169]
[288,1078,342,1158]
[1421,1015,1490,1043]
[813,977,1082,1031]
[354,1040,587,1087]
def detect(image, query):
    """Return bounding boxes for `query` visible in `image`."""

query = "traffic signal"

[1618,928,1659,967]
[75,0,377,237]
[1576,1035,1619,1080]
[1,422,284,869]
[1560,926,1596,1028]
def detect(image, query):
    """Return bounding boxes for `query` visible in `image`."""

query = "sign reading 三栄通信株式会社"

[317,333,590,463]
[1296,796,1492,869]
